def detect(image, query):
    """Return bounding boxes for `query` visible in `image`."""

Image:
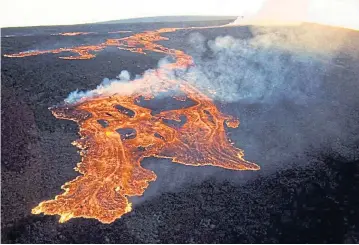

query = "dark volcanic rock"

[1,86,38,171]
[2,155,358,243]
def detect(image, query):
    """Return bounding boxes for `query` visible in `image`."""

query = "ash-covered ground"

[2,20,359,243]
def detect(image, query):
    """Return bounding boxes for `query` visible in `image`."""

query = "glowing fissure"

[6,25,259,223]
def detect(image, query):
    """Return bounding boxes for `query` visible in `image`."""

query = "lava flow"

[51,32,96,36]
[4,27,204,60]
[7,26,260,223]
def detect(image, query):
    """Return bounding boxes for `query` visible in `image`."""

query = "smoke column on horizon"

[228,0,359,31]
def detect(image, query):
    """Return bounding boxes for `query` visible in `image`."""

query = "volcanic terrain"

[1,19,359,243]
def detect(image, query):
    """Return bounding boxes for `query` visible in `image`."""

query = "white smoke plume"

[64,57,181,104]
[63,0,359,105]
[183,25,357,105]
[65,69,150,104]
[185,24,359,169]
[229,0,359,31]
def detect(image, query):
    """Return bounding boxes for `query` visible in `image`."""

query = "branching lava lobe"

[8,26,260,223]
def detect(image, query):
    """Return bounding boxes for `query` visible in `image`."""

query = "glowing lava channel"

[7,26,260,223]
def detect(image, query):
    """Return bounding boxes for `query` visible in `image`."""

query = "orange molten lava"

[51,32,96,36]
[108,31,132,34]
[7,26,259,223]
[4,27,190,60]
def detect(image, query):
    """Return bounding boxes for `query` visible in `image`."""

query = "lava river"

[6,26,260,223]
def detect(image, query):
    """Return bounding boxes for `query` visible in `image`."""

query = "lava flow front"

[7,26,260,223]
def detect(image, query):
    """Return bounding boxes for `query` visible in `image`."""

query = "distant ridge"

[96,16,238,24]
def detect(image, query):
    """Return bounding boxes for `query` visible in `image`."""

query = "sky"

[1,0,359,29]
[1,0,265,27]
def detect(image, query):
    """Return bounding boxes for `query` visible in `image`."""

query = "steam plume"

[229,0,359,31]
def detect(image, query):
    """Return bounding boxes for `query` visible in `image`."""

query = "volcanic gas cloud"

[6,27,259,223]
[228,0,359,30]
